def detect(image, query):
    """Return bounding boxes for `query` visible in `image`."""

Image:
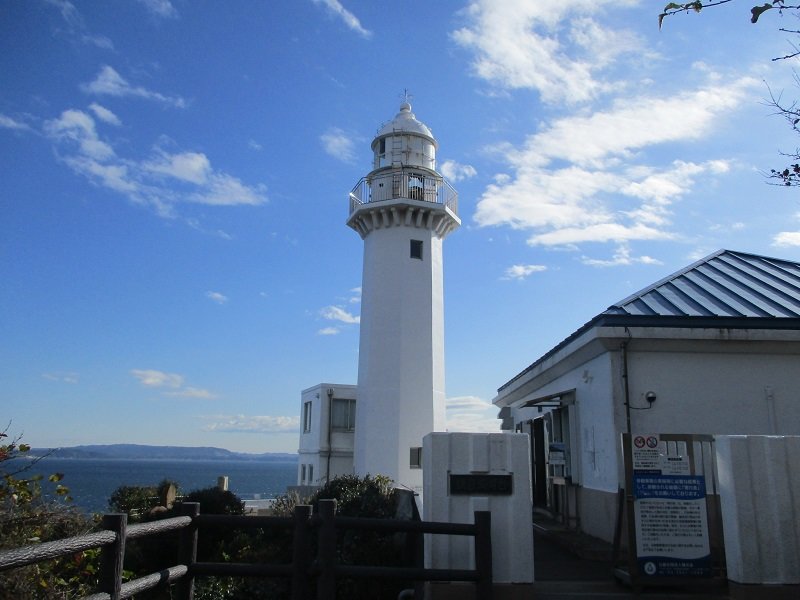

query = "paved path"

[532,526,729,598]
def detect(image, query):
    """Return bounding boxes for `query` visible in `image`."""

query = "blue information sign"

[633,473,712,577]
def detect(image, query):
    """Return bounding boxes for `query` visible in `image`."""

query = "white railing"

[349,169,458,216]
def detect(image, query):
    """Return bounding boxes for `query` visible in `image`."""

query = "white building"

[296,100,460,493]
[295,383,356,490]
[493,249,800,543]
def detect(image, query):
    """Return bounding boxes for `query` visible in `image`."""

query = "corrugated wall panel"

[715,435,800,585]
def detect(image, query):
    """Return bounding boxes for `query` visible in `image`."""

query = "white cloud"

[145,151,211,185]
[502,264,547,280]
[165,387,216,399]
[81,66,186,108]
[0,114,31,131]
[451,0,641,104]
[45,0,114,49]
[131,369,184,389]
[88,103,121,126]
[773,231,800,247]
[349,287,362,304]
[136,0,177,18]
[191,173,267,206]
[206,291,228,304]
[447,395,493,411]
[321,305,360,324]
[131,369,216,399]
[62,155,140,195]
[248,139,263,151]
[42,372,79,384]
[320,128,357,162]
[440,159,477,182]
[474,77,757,250]
[529,223,673,247]
[312,0,372,39]
[445,395,500,433]
[44,109,116,161]
[581,244,662,267]
[318,327,341,336]
[43,108,267,216]
[202,414,301,433]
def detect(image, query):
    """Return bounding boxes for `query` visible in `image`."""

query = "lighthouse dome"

[377,101,435,141]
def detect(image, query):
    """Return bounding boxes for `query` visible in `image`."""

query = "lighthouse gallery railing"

[349,168,458,216]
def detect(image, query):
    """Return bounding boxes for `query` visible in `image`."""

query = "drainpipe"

[326,387,334,483]
[621,340,632,435]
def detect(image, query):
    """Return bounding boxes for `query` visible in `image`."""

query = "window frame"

[302,401,312,433]
[331,397,356,431]
[410,239,423,260]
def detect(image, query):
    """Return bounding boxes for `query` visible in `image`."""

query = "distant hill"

[30,444,297,462]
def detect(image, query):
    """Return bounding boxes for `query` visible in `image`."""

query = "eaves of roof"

[496,313,800,395]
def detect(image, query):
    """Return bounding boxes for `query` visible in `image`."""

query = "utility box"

[423,432,534,585]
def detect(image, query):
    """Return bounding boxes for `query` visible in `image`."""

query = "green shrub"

[0,430,98,598]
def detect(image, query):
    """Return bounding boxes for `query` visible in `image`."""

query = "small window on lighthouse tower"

[410,239,423,260]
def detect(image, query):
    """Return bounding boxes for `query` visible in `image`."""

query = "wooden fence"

[0,499,492,600]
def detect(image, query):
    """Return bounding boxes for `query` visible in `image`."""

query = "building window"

[331,398,356,431]
[308,465,314,484]
[410,240,423,260]
[410,447,423,469]
[303,401,312,433]
[301,464,306,483]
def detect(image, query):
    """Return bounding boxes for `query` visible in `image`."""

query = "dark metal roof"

[604,249,800,318]
[497,250,800,394]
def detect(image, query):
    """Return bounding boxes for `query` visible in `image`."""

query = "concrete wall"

[626,345,800,436]
[423,432,533,584]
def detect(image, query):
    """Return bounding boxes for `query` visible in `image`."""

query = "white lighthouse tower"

[348,100,460,493]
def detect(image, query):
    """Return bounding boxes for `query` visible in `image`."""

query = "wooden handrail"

[0,500,493,600]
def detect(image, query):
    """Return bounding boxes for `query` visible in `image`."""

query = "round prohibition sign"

[634,436,646,448]
[646,436,659,448]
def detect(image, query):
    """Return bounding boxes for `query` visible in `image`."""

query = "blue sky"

[3,0,800,453]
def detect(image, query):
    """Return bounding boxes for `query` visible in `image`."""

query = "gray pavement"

[532,519,730,599]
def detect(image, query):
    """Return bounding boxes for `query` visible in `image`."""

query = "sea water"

[5,457,298,514]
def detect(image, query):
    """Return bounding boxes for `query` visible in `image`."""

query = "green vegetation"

[108,479,179,517]
[308,474,413,600]
[0,428,98,598]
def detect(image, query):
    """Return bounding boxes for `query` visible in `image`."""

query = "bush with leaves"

[311,474,412,599]
[107,478,179,521]
[0,428,98,598]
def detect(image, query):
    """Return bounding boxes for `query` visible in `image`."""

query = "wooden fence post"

[316,499,337,600]
[291,505,311,600]
[474,510,493,600]
[176,502,200,600]
[99,513,127,600]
